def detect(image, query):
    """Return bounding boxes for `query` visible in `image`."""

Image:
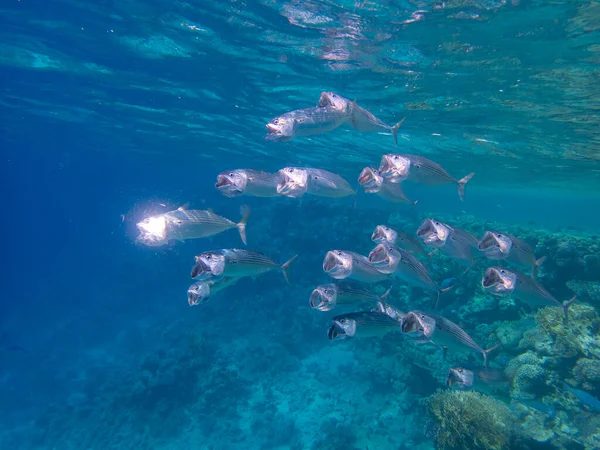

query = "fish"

[323,250,391,283]
[372,301,406,322]
[327,311,403,340]
[368,243,448,305]
[371,225,427,256]
[187,277,240,306]
[517,400,557,419]
[401,311,500,366]
[215,169,281,198]
[357,167,416,204]
[136,205,250,246]
[265,106,350,142]
[477,230,546,277]
[481,267,576,322]
[309,281,391,311]
[378,154,474,201]
[191,249,299,283]
[318,92,406,146]
[562,382,600,413]
[277,167,355,198]
[416,218,479,266]
[446,366,508,389]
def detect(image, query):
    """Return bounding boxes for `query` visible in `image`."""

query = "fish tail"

[457,172,475,201]
[411,199,419,208]
[532,256,547,279]
[281,254,299,283]
[237,207,251,245]
[435,283,455,309]
[483,342,502,368]
[562,295,576,324]
[391,117,406,147]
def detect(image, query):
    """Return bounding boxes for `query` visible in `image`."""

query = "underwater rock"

[425,389,514,450]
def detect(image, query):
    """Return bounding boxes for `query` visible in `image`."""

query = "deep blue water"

[2,1,600,449]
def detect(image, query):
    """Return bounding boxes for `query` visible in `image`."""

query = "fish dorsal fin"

[207,208,214,214]
[177,202,190,211]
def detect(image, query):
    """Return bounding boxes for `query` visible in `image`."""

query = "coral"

[572,358,600,397]
[425,389,514,450]
[507,352,552,400]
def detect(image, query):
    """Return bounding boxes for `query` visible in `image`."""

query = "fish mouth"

[309,289,325,309]
[416,220,435,238]
[401,312,422,334]
[215,174,233,189]
[371,229,385,243]
[188,292,201,306]
[368,244,389,266]
[478,231,499,251]
[323,252,341,273]
[191,260,212,280]
[319,92,332,107]
[446,370,460,387]
[482,268,501,288]
[358,167,381,191]
[327,323,342,340]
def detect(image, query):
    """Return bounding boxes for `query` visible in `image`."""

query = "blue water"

[2,1,600,449]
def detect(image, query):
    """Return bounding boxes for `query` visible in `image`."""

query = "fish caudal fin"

[457,172,475,201]
[281,254,299,283]
[380,286,393,306]
[532,256,547,279]
[562,296,576,324]
[237,207,251,245]
[482,342,502,368]
[391,117,406,147]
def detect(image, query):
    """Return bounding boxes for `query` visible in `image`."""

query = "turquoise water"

[2,1,600,449]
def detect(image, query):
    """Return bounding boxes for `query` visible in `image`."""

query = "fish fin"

[562,296,576,324]
[237,207,251,245]
[380,286,393,306]
[483,342,502,368]
[177,202,190,211]
[391,117,406,147]
[281,254,299,283]
[427,249,439,257]
[457,172,475,201]
[412,199,419,207]
[207,208,214,214]
[532,256,547,279]
[442,346,448,361]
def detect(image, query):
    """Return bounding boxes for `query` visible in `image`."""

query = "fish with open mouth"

[187,277,240,306]
[478,230,546,277]
[481,267,575,322]
[357,167,416,204]
[323,250,391,283]
[265,106,350,142]
[378,154,474,201]
[401,311,500,366]
[136,205,250,246]
[310,281,391,311]
[191,249,298,283]
[416,218,479,266]
[371,225,427,256]
[277,167,356,198]
[318,92,406,146]
[327,311,403,340]
[215,169,281,198]
[446,366,508,390]
[368,243,450,306]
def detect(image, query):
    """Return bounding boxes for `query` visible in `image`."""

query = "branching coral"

[425,389,514,450]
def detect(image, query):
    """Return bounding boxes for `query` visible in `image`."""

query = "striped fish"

[215,169,281,198]
[310,281,391,311]
[265,106,350,142]
[327,311,403,340]
[323,250,391,283]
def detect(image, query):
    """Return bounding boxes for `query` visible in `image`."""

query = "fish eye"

[229,172,234,177]
[313,176,319,180]
[388,246,394,251]
[500,269,505,274]
[273,119,279,124]
[393,155,399,160]
[496,233,502,238]
[336,251,342,256]
[420,314,426,319]
[458,368,463,373]
[206,255,212,260]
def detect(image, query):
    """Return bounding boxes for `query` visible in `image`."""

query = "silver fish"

[187,277,240,306]
[446,366,508,389]
[478,230,546,277]
[277,167,355,198]
[378,154,474,201]
[372,301,406,322]
[318,92,405,146]
[416,218,478,266]
[368,243,444,299]
[136,206,250,246]
[310,281,391,311]
[372,225,427,256]
[191,249,298,283]
[481,267,575,322]
[323,250,391,283]
[357,167,415,204]
[402,311,499,366]
[265,106,350,142]
[327,311,403,340]
[215,169,281,198]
